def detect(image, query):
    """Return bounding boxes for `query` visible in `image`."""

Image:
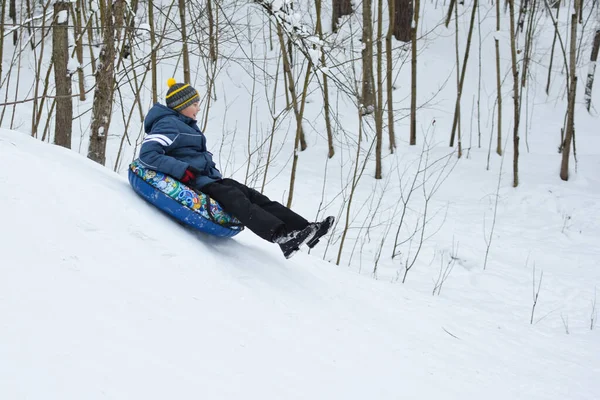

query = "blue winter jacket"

[139,103,222,189]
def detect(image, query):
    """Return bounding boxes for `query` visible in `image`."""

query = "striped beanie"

[165,78,199,111]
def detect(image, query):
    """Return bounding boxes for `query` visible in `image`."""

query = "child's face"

[180,101,200,121]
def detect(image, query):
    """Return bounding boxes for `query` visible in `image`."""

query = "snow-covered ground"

[0,125,598,399]
[1,1,600,398]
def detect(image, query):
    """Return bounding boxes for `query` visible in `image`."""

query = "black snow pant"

[201,178,309,242]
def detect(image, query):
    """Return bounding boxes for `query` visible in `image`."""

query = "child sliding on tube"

[139,78,333,258]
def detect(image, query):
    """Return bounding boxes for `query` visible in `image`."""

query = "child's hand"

[181,167,201,183]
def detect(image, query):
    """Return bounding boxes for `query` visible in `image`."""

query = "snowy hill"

[1,130,599,399]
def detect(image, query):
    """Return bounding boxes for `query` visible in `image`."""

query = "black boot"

[306,216,335,249]
[274,225,318,259]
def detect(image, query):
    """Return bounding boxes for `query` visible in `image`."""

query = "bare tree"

[178,0,191,82]
[0,0,6,85]
[494,0,503,155]
[585,28,600,112]
[410,0,419,145]
[386,0,396,152]
[530,262,544,324]
[71,0,86,101]
[88,0,116,165]
[207,0,218,62]
[362,0,375,114]
[148,0,158,103]
[508,0,521,187]
[375,0,384,178]
[546,5,560,95]
[449,0,479,149]
[337,111,365,265]
[316,0,334,158]
[9,0,16,45]
[560,1,579,181]
[273,23,312,207]
[52,1,72,149]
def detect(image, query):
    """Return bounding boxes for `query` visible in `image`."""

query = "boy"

[139,79,333,258]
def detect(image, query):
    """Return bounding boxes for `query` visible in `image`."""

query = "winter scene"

[0,0,599,398]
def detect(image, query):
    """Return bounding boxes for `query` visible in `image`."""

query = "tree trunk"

[585,28,600,112]
[113,0,125,70]
[148,0,157,103]
[520,0,536,89]
[375,0,383,178]
[316,0,335,158]
[276,25,309,207]
[560,8,579,180]
[85,0,97,74]
[0,0,6,84]
[508,0,520,187]
[495,0,502,155]
[10,0,16,45]
[546,5,560,95]
[72,0,86,101]
[395,0,412,42]
[386,0,396,152]
[25,0,33,47]
[362,0,375,114]
[178,0,191,82]
[445,0,456,28]
[449,0,478,148]
[332,0,353,32]
[87,0,116,165]
[52,2,73,149]
[207,0,217,62]
[410,0,419,145]
[517,0,530,33]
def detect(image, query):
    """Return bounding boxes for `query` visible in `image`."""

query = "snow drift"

[0,129,598,399]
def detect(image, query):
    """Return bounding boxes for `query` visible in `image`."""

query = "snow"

[67,57,81,74]
[0,128,598,399]
[1,0,600,398]
[56,10,68,24]
[270,0,285,12]
[137,23,151,36]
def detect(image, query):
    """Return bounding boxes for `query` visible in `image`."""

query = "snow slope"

[0,129,598,399]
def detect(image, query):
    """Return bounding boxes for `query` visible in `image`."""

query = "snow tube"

[128,160,243,237]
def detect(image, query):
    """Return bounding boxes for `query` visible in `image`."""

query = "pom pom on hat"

[165,79,200,111]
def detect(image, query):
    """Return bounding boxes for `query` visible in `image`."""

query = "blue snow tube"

[128,160,243,238]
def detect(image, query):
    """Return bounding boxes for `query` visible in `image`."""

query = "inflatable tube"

[128,160,243,238]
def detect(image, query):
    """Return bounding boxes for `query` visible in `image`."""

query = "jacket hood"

[144,103,195,133]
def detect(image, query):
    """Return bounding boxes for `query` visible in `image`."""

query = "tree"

[87,0,116,165]
[410,0,419,145]
[386,0,396,152]
[52,1,72,149]
[508,0,520,186]
[9,0,16,45]
[316,0,335,158]
[362,0,375,114]
[560,1,579,181]
[449,0,478,151]
[148,0,158,103]
[178,0,191,82]
[0,0,6,92]
[376,0,384,178]
[584,28,600,112]
[494,0,503,155]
